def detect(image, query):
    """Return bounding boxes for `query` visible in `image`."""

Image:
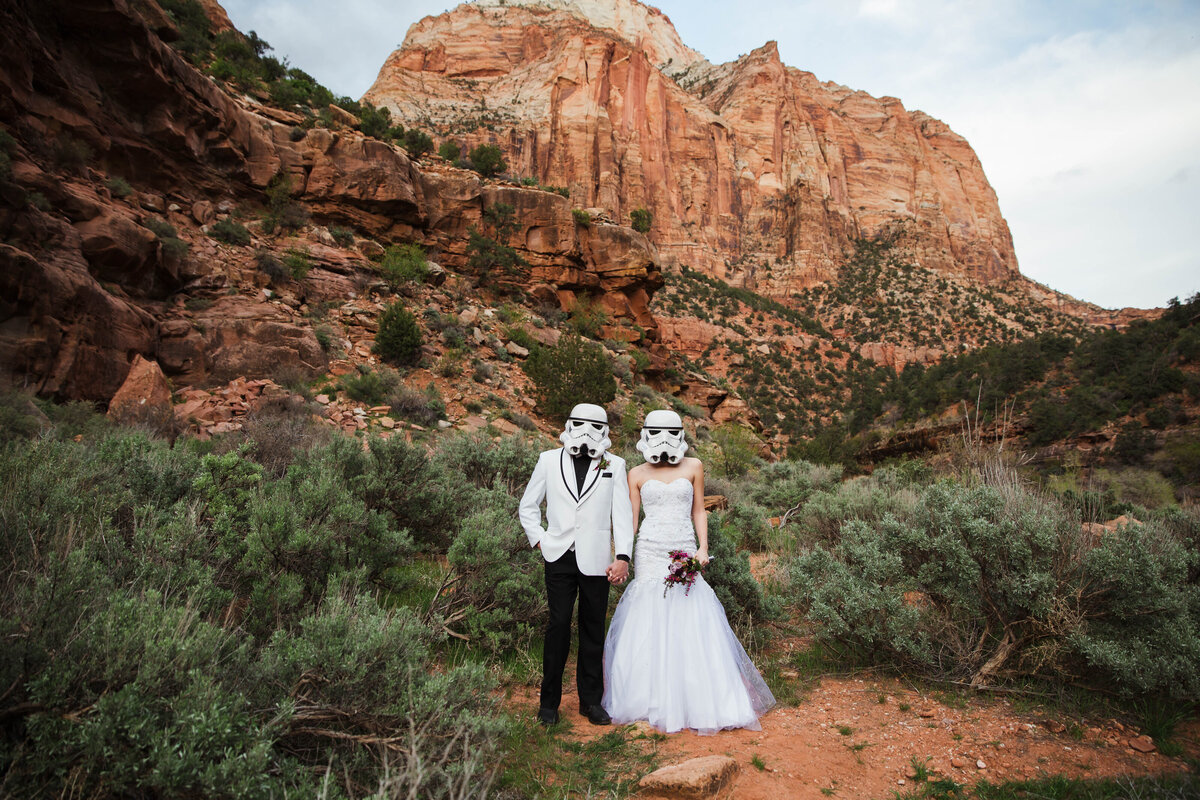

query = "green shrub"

[567,296,609,339]
[283,246,311,279]
[702,424,761,479]
[328,225,355,247]
[373,302,423,366]
[572,208,591,227]
[402,129,434,158]
[521,333,616,423]
[261,171,308,234]
[104,176,133,197]
[434,505,545,651]
[379,242,429,288]
[438,140,461,161]
[630,206,652,234]
[52,136,92,173]
[387,383,446,429]
[255,249,288,284]
[468,143,506,178]
[705,514,776,627]
[0,427,508,797]
[432,433,540,496]
[790,478,1200,699]
[339,366,398,405]
[209,217,251,245]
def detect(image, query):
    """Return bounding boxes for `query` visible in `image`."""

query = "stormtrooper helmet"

[560,403,611,458]
[637,409,689,465]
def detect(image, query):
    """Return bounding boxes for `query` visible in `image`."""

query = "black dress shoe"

[579,704,612,725]
[537,707,559,727]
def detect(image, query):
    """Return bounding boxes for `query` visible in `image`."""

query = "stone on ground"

[639,755,738,799]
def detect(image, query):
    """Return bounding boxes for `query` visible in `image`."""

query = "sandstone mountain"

[365,0,1022,297]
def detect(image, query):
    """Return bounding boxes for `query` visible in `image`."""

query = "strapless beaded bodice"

[633,477,696,585]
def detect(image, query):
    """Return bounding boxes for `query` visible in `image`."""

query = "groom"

[519,402,633,726]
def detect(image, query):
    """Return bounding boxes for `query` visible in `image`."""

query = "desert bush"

[468,143,506,178]
[438,140,461,161]
[744,458,841,515]
[704,514,777,627]
[402,129,434,158]
[629,206,652,234]
[284,246,311,279]
[52,136,92,173]
[374,302,423,366]
[716,501,773,552]
[379,242,429,288]
[789,478,1200,699]
[0,423,509,798]
[702,424,761,479]
[328,225,355,247]
[433,504,545,651]
[209,217,251,245]
[432,433,540,496]
[241,395,328,477]
[387,383,446,430]
[340,365,399,405]
[521,333,616,422]
[261,171,309,234]
[104,175,133,197]
[572,208,591,227]
[567,295,609,339]
[795,476,914,546]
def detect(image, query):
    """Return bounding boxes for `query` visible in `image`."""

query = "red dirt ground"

[534,674,1196,799]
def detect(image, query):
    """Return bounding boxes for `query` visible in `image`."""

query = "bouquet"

[663,550,710,597]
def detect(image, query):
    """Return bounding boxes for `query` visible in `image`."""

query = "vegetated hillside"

[651,236,1100,452]
[855,293,1200,502]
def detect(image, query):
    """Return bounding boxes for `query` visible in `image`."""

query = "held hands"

[606,559,629,585]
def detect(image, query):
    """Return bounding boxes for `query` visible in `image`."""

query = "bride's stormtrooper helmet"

[637,409,689,465]
[560,403,611,459]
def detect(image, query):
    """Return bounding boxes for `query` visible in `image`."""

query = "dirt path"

[537,673,1195,799]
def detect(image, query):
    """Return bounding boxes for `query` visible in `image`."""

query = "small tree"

[468,144,506,178]
[438,140,461,161]
[402,129,433,158]
[521,333,616,422]
[630,207,652,234]
[373,302,422,366]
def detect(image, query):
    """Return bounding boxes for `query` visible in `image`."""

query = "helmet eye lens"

[590,422,604,430]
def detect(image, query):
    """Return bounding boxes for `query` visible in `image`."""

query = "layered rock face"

[364,0,1019,295]
[0,0,660,403]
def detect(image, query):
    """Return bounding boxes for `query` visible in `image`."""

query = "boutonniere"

[596,456,610,471]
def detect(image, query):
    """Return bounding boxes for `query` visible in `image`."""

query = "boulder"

[638,756,738,799]
[108,354,172,421]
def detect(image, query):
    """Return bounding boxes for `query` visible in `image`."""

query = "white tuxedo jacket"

[519,448,635,576]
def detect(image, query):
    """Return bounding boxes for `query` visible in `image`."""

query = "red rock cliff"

[363,0,1019,296]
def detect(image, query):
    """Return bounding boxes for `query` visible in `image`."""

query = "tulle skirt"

[601,573,776,735]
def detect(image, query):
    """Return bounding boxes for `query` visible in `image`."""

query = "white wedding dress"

[601,477,775,734]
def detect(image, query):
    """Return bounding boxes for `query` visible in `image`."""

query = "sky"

[220,0,1200,310]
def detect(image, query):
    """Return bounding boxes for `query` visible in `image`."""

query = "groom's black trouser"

[541,549,610,711]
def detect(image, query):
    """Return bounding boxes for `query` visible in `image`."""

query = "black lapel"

[577,457,602,504]
[558,448,578,502]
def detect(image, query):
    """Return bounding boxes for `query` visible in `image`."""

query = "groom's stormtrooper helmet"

[560,403,611,459]
[637,409,689,465]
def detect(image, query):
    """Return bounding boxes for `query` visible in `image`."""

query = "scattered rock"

[918,709,935,718]
[1044,719,1067,734]
[505,341,529,358]
[976,759,987,770]
[1129,736,1156,754]
[950,757,967,769]
[639,756,738,799]
[315,394,330,405]
[379,417,396,429]
[191,200,214,225]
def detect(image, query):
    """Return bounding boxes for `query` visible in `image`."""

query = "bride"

[602,410,775,734]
